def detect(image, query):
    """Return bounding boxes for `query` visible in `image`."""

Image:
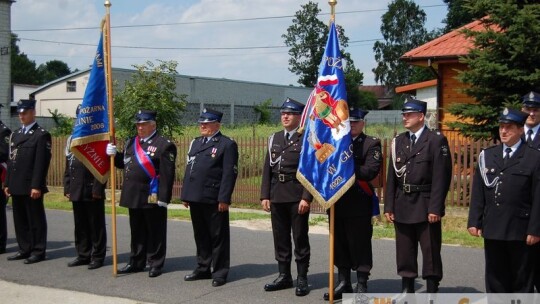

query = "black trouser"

[72,200,106,262]
[534,243,540,292]
[128,207,167,269]
[394,221,442,280]
[189,202,230,280]
[0,192,6,250]
[333,215,372,277]
[11,195,47,257]
[484,239,535,293]
[270,202,310,267]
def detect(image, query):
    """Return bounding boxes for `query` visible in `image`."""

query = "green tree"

[356,90,379,110]
[447,1,540,140]
[114,60,187,138]
[48,109,74,136]
[282,1,364,104]
[37,60,72,84]
[372,0,430,90]
[343,61,364,108]
[11,33,40,85]
[442,0,483,32]
[254,99,273,124]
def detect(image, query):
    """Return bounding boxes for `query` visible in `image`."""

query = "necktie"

[503,147,512,165]
[285,132,290,142]
[410,134,416,150]
[527,129,533,143]
[202,137,208,145]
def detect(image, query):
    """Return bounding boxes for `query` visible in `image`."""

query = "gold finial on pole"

[104,0,111,8]
[328,0,337,21]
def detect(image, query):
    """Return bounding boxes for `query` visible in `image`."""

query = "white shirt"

[22,121,37,134]
[524,124,540,141]
[502,141,521,158]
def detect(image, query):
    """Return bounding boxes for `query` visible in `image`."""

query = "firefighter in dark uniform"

[64,105,107,270]
[261,98,312,297]
[384,99,452,293]
[522,91,540,150]
[521,91,540,293]
[181,108,239,288]
[0,104,11,254]
[106,110,177,278]
[324,108,382,301]
[5,99,52,264]
[468,108,540,293]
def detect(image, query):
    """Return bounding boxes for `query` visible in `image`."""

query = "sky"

[10,0,448,87]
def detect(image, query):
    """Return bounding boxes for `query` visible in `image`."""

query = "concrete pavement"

[0,207,485,303]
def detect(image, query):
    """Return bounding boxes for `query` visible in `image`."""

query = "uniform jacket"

[260,130,313,203]
[115,133,177,208]
[335,133,382,218]
[384,127,452,224]
[468,143,540,241]
[524,131,540,150]
[181,131,238,205]
[64,138,106,202]
[0,121,12,183]
[6,123,51,195]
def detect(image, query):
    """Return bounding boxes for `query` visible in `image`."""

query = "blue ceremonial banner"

[69,32,110,184]
[296,21,355,209]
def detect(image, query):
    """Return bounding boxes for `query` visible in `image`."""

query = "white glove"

[157,201,168,208]
[106,143,117,156]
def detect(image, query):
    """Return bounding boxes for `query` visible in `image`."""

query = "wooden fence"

[48,135,491,214]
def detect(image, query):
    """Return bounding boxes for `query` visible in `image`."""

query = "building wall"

[0,1,13,124]
[33,68,313,124]
[440,62,475,128]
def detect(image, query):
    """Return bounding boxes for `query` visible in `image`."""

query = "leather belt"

[399,183,431,193]
[273,173,297,183]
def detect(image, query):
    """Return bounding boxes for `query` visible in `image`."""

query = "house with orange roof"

[397,19,495,130]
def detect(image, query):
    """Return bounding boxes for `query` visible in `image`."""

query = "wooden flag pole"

[103,0,117,277]
[329,205,335,303]
[327,2,337,303]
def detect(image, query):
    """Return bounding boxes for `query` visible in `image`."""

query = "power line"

[11,4,446,32]
[18,37,382,51]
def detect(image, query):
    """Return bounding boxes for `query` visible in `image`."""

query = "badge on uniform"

[441,145,449,157]
[211,147,217,158]
[168,152,175,162]
[148,146,157,153]
[373,150,381,160]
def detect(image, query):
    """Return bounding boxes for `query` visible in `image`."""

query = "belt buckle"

[403,184,411,193]
[278,174,285,182]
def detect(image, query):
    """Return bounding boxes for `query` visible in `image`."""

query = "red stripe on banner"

[74,141,110,176]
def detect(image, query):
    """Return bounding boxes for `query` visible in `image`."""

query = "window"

[67,81,77,92]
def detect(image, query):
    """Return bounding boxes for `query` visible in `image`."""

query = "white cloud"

[10,0,446,86]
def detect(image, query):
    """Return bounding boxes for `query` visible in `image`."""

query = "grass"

[40,191,482,248]
[306,206,484,249]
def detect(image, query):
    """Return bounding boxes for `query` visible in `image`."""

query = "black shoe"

[212,278,226,287]
[0,248,5,254]
[184,271,211,281]
[426,278,439,293]
[149,267,162,278]
[7,252,29,261]
[117,264,144,274]
[402,277,415,293]
[323,281,353,301]
[68,258,90,267]
[24,255,45,264]
[355,281,368,293]
[264,273,293,291]
[295,276,309,297]
[88,261,103,270]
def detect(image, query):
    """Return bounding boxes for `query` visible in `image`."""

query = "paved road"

[0,207,485,303]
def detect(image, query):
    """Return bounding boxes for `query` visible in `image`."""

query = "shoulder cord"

[478,150,499,188]
[267,133,281,167]
[391,137,407,182]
